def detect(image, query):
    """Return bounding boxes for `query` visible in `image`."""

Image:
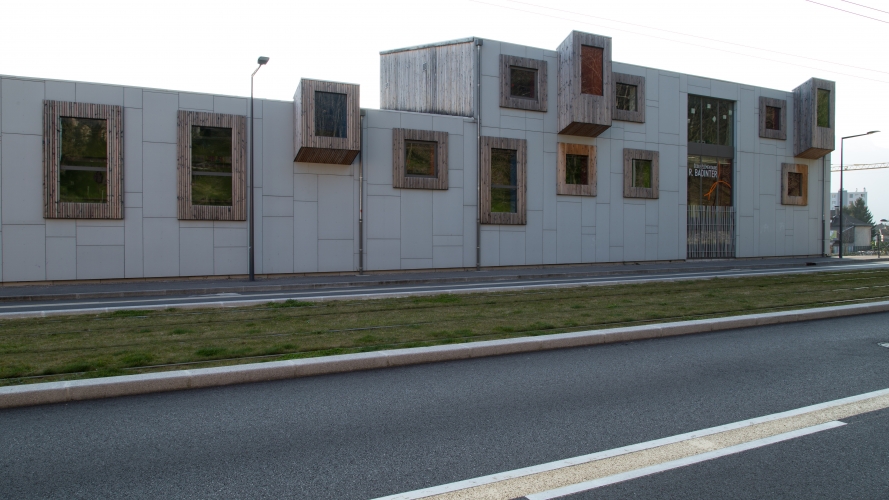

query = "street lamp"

[838,130,879,259]
[880,219,888,258]
[249,56,269,281]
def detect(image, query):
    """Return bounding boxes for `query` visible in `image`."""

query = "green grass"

[1,269,888,386]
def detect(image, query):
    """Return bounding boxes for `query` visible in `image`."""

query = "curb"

[2,300,888,409]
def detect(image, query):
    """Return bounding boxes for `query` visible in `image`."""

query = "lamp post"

[880,219,888,258]
[249,56,269,281]
[838,130,879,259]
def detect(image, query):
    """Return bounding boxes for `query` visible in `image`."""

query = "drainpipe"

[476,38,483,271]
[359,109,365,274]
[821,155,826,256]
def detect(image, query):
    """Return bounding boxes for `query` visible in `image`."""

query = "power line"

[842,0,889,16]
[831,162,889,172]
[806,0,889,23]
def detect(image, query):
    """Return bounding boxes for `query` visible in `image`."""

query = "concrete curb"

[2,300,888,409]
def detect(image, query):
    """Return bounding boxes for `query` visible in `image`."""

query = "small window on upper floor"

[60,117,108,204]
[315,91,348,138]
[632,159,652,189]
[510,66,537,99]
[405,140,436,177]
[765,106,781,131]
[392,128,448,190]
[615,83,637,112]
[817,88,830,128]
[787,172,803,197]
[191,125,233,206]
[580,45,603,96]
[688,95,733,147]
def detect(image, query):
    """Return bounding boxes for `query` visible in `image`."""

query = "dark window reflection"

[688,95,701,146]
[702,99,718,145]
[405,140,436,177]
[315,91,348,138]
[510,67,536,99]
[616,83,637,111]
[60,117,108,203]
[192,126,233,206]
[718,100,733,146]
[765,106,780,130]
[687,155,732,206]
[491,148,517,213]
[787,172,802,197]
[688,96,733,147]
[817,89,830,128]
[565,154,588,185]
[580,45,603,96]
[632,159,652,188]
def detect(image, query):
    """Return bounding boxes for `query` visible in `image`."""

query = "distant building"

[830,211,872,253]
[831,189,867,210]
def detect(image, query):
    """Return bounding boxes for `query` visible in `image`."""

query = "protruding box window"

[623,148,659,199]
[758,96,787,140]
[43,100,123,219]
[392,128,448,190]
[499,55,547,112]
[612,72,645,123]
[294,78,360,165]
[557,31,612,137]
[481,136,526,224]
[781,163,808,206]
[177,110,247,221]
[556,142,596,197]
[580,45,603,96]
[793,77,835,159]
[817,89,830,128]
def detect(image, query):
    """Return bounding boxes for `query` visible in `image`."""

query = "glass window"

[702,98,718,145]
[616,83,637,111]
[565,154,589,185]
[688,96,733,147]
[632,159,652,188]
[787,172,803,197]
[687,155,732,206]
[688,95,701,144]
[510,67,536,99]
[59,117,108,203]
[405,140,436,177]
[765,106,781,130]
[580,45,603,96]
[491,148,517,213]
[191,126,233,206]
[718,100,733,146]
[314,91,347,138]
[817,89,830,128]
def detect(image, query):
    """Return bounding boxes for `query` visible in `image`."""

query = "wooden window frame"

[612,72,645,123]
[177,110,247,221]
[43,100,123,219]
[392,128,448,190]
[781,163,808,206]
[499,55,548,112]
[293,78,361,165]
[480,136,527,225]
[758,96,787,140]
[623,148,659,199]
[556,143,596,196]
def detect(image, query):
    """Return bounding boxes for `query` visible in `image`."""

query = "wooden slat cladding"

[392,128,449,190]
[793,77,835,159]
[623,148,659,199]
[580,45,603,96]
[558,31,612,137]
[177,110,247,221]
[758,96,787,140]
[293,79,360,165]
[499,55,548,112]
[612,72,645,123]
[480,136,527,225]
[556,143,596,197]
[781,163,809,206]
[43,100,123,219]
[380,41,475,117]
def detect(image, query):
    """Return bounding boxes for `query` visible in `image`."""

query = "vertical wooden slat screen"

[622,148,659,199]
[293,79,361,165]
[687,206,735,259]
[781,163,809,206]
[43,100,124,219]
[556,142,596,196]
[177,110,248,221]
[392,128,449,190]
[480,136,527,225]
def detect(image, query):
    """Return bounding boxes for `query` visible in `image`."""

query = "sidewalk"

[0,256,852,303]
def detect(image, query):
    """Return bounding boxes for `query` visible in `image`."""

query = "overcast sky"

[2,0,887,219]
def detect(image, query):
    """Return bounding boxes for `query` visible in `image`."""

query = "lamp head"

[867,130,879,134]
[257,56,270,65]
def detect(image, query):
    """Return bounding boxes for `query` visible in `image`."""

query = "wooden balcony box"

[557,31,613,137]
[793,77,835,159]
[293,79,360,165]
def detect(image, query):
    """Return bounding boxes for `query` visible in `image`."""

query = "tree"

[842,197,876,242]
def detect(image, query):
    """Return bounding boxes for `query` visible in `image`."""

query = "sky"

[2,0,887,220]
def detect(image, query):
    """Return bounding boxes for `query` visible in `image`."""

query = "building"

[830,211,872,253]
[0,31,834,284]
[831,189,867,210]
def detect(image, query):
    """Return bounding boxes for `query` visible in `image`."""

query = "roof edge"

[380,37,477,55]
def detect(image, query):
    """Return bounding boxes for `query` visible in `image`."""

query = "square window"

[615,83,637,112]
[817,88,830,128]
[314,91,348,138]
[405,140,436,177]
[580,45,604,96]
[632,159,652,188]
[787,171,802,197]
[482,137,526,224]
[191,126,233,206]
[565,154,589,185]
[510,67,537,99]
[765,106,780,131]
[60,117,108,204]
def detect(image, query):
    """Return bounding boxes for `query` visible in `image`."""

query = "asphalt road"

[2,312,889,499]
[1,259,887,317]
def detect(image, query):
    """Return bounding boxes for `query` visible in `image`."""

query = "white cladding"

[0,39,829,283]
